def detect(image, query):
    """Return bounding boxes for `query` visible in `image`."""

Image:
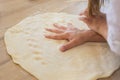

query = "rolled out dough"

[5,13,120,80]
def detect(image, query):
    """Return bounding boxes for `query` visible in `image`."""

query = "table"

[0,0,120,80]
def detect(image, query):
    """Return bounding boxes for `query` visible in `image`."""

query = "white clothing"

[106,0,120,55]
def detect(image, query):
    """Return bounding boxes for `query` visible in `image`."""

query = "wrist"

[97,23,108,40]
[85,30,96,37]
[83,30,106,42]
[83,30,96,41]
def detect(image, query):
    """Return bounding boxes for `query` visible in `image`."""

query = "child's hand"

[79,10,108,39]
[44,23,89,52]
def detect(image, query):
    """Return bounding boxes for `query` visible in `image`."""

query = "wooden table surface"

[0,0,120,80]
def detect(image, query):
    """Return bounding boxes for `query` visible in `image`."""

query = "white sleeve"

[106,0,120,55]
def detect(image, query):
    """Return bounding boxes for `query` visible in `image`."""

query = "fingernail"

[79,16,83,19]
[45,27,48,29]
[44,34,49,37]
[54,23,57,26]
[60,46,66,52]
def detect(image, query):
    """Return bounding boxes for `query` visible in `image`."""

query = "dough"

[5,13,120,80]
[67,0,87,2]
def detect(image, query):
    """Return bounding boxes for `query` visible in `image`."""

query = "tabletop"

[0,0,120,80]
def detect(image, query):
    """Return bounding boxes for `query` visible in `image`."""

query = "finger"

[67,23,74,28]
[44,33,67,40]
[54,23,67,30]
[79,9,88,16]
[79,17,91,26]
[60,39,79,52]
[45,28,63,33]
[79,12,85,16]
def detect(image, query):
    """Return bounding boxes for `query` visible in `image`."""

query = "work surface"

[0,0,120,80]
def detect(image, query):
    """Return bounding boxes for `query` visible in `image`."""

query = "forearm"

[85,30,106,42]
[94,14,108,40]
[97,25,108,40]
[80,12,108,40]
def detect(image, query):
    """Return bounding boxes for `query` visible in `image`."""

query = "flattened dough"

[5,13,120,80]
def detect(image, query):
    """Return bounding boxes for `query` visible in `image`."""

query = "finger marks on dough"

[34,56,47,65]
[34,56,42,60]
[27,38,40,48]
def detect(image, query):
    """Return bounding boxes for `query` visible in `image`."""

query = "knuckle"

[53,35,58,38]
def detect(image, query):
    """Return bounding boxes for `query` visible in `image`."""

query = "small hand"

[79,10,108,39]
[44,23,88,52]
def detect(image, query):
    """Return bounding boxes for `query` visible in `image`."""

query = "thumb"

[79,17,91,26]
[60,39,78,52]
[79,12,85,16]
[79,9,88,16]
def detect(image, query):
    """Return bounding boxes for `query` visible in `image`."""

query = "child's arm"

[86,30,106,42]
[80,12,108,40]
[80,4,120,55]
[45,23,105,52]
